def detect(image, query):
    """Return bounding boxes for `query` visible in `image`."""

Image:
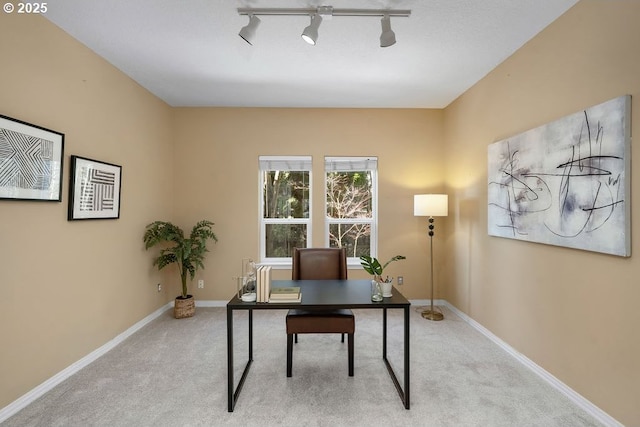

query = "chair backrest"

[292,247,348,280]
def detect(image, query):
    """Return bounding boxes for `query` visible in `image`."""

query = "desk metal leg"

[227,308,254,412]
[404,305,410,409]
[382,307,387,359]
[227,307,234,411]
[248,310,253,361]
[381,307,410,409]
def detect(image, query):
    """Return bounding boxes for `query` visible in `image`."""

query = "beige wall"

[171,107,445,298]
[0,15,174,408]
[2,1,638,425]
[443,1,640,425]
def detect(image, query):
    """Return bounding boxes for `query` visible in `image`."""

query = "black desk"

[226,279,411,412]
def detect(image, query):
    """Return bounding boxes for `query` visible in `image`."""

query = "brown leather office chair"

[286,247,355,377]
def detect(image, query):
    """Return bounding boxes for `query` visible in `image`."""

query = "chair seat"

[286,309,354,334]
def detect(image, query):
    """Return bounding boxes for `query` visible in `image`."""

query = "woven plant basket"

[174,295,195,319]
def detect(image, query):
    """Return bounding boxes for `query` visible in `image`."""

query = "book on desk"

[269,286,301,303]
[254,267,302,303]
[255,265,272,302]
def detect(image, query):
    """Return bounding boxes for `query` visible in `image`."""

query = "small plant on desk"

[359,255,406,283]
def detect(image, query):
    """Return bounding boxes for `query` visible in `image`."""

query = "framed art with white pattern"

[68,155,122,220]
[0,115,64,202]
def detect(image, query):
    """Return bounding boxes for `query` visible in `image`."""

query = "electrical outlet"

[397,276,404,286]
[157,283,162,292]
[198,279,204,289]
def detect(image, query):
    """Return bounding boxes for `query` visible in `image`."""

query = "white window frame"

[324,156,378,266]
[259,156,312,266]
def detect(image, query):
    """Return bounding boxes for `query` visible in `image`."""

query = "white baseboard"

[408,298,445,308]
[194,300,227,307]
[441,301,622,427]
[0,302,172,423]
[166,299,228,308]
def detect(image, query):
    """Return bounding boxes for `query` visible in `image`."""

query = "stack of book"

[256,265,272,302]
[269,286,301,303]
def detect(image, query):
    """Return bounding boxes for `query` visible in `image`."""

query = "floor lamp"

[414,194,448,321]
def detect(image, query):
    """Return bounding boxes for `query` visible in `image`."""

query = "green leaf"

[360,254,405,277]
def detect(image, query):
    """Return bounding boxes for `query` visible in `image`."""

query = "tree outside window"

[325,157,377,259]
[260,157,312,262]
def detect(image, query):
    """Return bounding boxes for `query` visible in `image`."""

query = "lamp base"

[421,309,444,321]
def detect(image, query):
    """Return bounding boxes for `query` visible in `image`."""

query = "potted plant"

[360,255,406,297]
[143,220,217,318]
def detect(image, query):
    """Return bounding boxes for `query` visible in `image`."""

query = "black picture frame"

[0,114,65,202]
[68,155,122,220]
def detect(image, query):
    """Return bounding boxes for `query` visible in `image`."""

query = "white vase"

[380,281,393,297]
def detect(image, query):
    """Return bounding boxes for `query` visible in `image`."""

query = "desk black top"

[227,279,411,310]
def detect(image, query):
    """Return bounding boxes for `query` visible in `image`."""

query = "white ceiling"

[43,0,579,108]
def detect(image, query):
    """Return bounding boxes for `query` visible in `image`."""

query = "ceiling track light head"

[237,6,410,47]
[301,13,323,45]
[380,14,396,48]
[239,13,261,45]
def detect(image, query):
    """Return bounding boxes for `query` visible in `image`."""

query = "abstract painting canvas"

[0,115,64,201]
[68,155,122,220]
[488,95,631,257]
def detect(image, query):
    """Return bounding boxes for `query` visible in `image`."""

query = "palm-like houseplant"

[143,220,217,318]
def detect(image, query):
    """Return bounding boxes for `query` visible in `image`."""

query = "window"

[259,156,312,264]
[325,157,377,262]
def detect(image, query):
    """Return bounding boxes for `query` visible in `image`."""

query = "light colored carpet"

[4,306,601,427]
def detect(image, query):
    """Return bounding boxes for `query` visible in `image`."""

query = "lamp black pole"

[422,216,443,321]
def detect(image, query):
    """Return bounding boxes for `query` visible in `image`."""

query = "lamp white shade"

[414,194,448,217]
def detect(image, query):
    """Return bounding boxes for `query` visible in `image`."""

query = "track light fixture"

[301,13,322,45]
[237,6,410,47]
[239,13,261,45]
[380,14,396,48]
